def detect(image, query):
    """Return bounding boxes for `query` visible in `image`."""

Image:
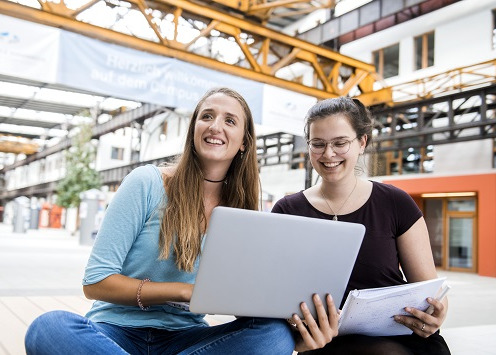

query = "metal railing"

[0,132,303,201]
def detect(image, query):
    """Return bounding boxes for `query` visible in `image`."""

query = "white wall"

[44,152,65,183]
[436,9,496,70]
[337,0,496,176]
[140,111,189,162]
[7,151,65,191]
[434,139,493,174]
[260,165,307,204]
[260,85,317,136]
[95,129,132,170]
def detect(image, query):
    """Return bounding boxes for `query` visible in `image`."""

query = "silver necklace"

[320,177,358,221]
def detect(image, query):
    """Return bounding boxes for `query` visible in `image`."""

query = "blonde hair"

[159,88,259,272]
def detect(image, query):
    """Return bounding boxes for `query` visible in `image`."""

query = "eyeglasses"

[307,137,358,155]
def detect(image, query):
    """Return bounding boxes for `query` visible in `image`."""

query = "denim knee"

[25,310,130,355]
[25,310,80,355]
[252,318,295,353]
[255,317,291,332]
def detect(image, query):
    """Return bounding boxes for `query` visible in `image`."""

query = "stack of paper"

[338,277,447,336]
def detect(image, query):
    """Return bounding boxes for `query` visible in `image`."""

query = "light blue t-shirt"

[83,164,208,330]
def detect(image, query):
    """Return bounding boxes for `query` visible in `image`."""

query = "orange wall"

[383,173,496,277]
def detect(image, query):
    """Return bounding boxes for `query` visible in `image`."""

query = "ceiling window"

[373,43,399,79]
[415,32,435,70]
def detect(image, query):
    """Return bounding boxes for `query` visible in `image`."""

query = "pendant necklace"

[320,177,358,221]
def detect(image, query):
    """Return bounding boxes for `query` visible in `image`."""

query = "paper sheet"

[338,278,446,336]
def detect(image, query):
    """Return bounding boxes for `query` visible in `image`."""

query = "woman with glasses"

[272,97,450,354]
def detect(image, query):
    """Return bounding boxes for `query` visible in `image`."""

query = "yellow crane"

[0,0,394,156]
[0,0,391,106]
[0,135,38,155]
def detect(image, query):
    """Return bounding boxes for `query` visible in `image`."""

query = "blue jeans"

[25,310,295,354]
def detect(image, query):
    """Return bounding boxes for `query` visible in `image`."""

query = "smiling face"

[308,113,366,183]
[193,92,246,170]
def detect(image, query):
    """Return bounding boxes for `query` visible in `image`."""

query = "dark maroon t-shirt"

[271,181,423,308]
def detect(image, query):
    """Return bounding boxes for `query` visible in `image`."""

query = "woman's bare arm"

[83,274,193,307]
[395,217,448,337]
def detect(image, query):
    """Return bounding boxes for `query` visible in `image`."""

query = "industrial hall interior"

[1,0,496,279]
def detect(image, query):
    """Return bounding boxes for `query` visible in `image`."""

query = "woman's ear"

[240,144,245,152]
[360,135,367,152]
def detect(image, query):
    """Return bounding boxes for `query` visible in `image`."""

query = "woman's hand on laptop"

[290,294,339,352]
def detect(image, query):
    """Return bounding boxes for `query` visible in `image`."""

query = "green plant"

[56,123,101,208]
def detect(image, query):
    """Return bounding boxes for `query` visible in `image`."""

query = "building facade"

[1,0,495,277]
[327,0,496,277]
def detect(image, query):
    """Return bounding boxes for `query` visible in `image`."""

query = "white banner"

[0,14,60,83]
[0,13,296,123]
[58,31,263,117]
[261,85,316,136]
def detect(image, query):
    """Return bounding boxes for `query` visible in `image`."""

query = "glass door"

[447,217,475,270]
[423,196,477,272]
[446,198,477,272]
[424,199,443,267]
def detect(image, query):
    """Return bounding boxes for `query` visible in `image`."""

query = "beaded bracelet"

[137,278,150,311]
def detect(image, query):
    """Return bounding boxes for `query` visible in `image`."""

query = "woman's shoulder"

[371,180,409,197]
[157,165,176,179]
[277,191,306,204]
[119,165,165,195]
[370,181,418,206]
[126,164,162,182]
[272,191,306,213]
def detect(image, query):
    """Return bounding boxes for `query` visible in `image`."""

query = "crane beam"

[0,0,391,105]
[0,137,38,155]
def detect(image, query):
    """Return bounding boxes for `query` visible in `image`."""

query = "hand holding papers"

[425,284,451,315]
[338,278,449,337]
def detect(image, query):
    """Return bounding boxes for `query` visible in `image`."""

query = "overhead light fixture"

[421,192,476,198]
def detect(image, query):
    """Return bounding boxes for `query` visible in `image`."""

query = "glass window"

[448,217,473,269]
[400,140,432,175]
[424,199,443,267]
[389,161,399,175]
[373,51,380,73]
[111,147,124,160]
[447,199,476,212]
[381,141,434,177]
[427,32,435,67]
[373,43,399,79]
[383,44,399,78]
[414,32,435,70]
[493,138,496,168]
[415,36,423,70]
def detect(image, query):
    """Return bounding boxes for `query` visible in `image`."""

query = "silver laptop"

[189,206,365,319]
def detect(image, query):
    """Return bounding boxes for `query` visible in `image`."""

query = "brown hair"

[303,97,373,148]
[159,88,260,272]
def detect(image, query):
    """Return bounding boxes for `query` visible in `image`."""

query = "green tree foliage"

[56,124,101,208]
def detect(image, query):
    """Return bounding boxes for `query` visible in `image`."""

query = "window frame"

[414,31,435,70]
[111,146,124,160]
[372,43,399,79]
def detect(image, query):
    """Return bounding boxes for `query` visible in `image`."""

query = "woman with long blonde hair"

[25,87,295,354]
